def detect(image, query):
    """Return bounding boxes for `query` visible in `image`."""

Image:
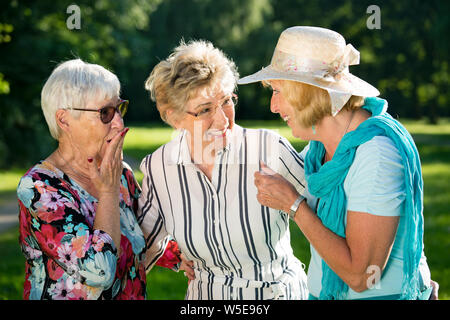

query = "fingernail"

[121,127,129,137]
[88,158,93,163]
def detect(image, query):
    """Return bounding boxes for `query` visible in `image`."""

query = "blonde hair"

[41,59,120,140]
[144,40,239,127]
[267,80,364,127]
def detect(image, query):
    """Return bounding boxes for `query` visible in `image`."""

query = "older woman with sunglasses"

[138,40,309,300]
[17,59,181,300]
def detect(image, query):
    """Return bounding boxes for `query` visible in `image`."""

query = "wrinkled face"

[176,83,236,160]
[65,96,125,160]
[269,80,308,139]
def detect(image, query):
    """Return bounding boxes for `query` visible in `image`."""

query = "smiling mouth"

[204,127,229,140]
[282,115,291,122]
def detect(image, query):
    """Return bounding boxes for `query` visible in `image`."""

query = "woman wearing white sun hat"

[239,26,438,300]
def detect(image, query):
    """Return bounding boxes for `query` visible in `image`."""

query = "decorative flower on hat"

[320,44,360,82]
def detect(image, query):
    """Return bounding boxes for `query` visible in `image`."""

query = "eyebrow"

[194,95,228,110]
[99,98,121,109]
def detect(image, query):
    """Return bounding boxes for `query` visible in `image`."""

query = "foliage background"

[0,0,448,300]
[0,0,449,169]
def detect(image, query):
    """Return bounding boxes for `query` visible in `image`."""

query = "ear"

[55,109,71,133]
[166,108,181,129]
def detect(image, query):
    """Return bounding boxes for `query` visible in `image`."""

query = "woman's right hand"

[89,127,129,249]
[254,161,300,213]
[87,127,129,197]
[180,254,195,283]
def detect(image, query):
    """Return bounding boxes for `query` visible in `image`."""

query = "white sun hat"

[238,26,380,116]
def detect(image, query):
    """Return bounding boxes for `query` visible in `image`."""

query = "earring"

[312,125,316,135]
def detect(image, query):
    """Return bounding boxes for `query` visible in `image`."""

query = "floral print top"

[17,161,161,300]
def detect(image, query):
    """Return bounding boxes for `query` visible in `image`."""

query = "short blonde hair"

[41,59,120,140]
[269,80,364,127]
[144,40,239,127]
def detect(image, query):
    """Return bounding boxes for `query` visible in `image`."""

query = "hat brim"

[238,66,380,97]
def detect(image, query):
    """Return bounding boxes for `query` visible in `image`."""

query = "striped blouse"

[138,124,309,300]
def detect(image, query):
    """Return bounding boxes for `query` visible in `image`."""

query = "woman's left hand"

[254,161,300,213]
[179,254,195,283]
[430,280,439,300]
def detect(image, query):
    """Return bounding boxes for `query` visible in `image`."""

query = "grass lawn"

[0,118,449,300]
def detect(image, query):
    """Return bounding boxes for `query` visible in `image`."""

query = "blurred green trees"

[0,0,449,169]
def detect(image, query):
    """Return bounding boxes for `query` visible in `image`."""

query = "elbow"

[348,279,367,293]
[346,265,382,293]
[347,276,368,293]
[78,251,117,289]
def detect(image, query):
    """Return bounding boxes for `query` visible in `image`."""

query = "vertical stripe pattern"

[138,125,308,299]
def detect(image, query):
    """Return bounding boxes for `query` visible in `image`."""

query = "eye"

[101,107,114,117]
[222,97,233,107]
[272,89,280,95]
[100,108,109,116]
[198,107,212,116]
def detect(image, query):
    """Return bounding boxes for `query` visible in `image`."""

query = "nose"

[111,109,125,130]
[270,94,279,114]
[213,106,229,129]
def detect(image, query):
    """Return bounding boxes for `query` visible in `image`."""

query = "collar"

[166,124,245,166]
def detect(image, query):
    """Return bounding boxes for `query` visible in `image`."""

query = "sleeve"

[345,136,406,216]
[155,239,182,271]
[16,172,117,293]
[277,135,307,195]
[137,154,172,272]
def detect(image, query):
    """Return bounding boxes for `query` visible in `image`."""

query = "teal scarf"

[304,97,424,300]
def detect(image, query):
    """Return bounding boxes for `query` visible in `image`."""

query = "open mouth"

[282,115,291,122]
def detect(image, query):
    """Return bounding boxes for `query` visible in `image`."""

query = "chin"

[291,127,309,140]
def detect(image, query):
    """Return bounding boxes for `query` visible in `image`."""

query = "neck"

[48,139,93,182]
[186,131,226,166]
[317,109,367,160]
[185,131,228,182]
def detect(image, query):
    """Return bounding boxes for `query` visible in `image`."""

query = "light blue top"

[302,136,431,299]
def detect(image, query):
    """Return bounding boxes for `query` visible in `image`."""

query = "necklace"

[324,110,356,163]
[343,110,356,137]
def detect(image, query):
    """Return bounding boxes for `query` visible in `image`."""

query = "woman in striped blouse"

[137,40,309,300]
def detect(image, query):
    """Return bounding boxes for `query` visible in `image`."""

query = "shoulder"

[18,162,63,195]
[241,126,294,160]
[237,124,280,140]
[139,137,178,172]
[242,127,296,151]
[345,136,406,216]
[354,135,402,168]
[17,162,79,211]
[19,162,60,183]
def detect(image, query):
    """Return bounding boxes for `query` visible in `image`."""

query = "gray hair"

[144,40,239,127]
[41,59,120,140]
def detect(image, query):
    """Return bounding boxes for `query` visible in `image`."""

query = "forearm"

[94,192,121,250]
[293,201,368,291]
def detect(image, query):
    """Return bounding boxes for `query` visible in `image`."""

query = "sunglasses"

[68,99,129,124]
